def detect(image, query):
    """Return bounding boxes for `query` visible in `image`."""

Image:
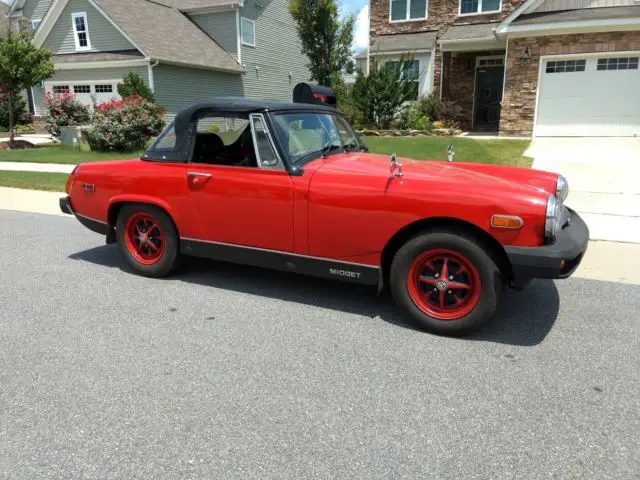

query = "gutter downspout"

[148,59,159,92]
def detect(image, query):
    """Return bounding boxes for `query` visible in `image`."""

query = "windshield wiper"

[321,143,344,158]
[343,142,364,152]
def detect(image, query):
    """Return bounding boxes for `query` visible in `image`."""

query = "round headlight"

[556,174,569,202]
[545,195,560,241]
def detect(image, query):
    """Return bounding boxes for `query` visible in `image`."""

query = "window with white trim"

[240,17,255,46]
[597,57,639,71]
[52,85,70,94]
[73,85,91,93]
[387,59,420,100]
[390,0,428,22]
[477,57,504,68]
[459,0,501,15]
[27,19,41,32]
[545,60,586,74]
[94,84,114,93]
[72,12,91,51]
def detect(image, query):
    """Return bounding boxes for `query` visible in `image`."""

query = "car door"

[185,112,295,252]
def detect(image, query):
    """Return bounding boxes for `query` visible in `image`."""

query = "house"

[363,0,640,137]
[6,0,310,120]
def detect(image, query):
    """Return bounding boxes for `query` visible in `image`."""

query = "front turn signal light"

[491,215,524,229]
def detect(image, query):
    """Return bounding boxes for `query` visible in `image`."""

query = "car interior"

[191,116,259,168]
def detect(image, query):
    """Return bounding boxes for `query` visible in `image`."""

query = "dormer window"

[390,0,428,22]
[72,12,91,51]
[459,0,501,16]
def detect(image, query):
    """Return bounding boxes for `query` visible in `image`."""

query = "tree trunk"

[8,90,15,148]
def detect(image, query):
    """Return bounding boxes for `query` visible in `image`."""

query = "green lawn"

[0,171,68,192]
[364,136,533,167]
[0,145,143,165]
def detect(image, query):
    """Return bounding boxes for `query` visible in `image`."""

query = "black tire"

[116,203,181,278]
[390,230,503,337]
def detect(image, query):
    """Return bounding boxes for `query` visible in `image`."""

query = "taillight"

[65,166,78,194]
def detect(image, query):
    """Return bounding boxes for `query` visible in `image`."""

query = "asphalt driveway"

[527,137,640,243]
[1,210,639,479]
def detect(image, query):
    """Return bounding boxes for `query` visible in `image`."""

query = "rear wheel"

[116,204,180,278]
[390,231,503,336]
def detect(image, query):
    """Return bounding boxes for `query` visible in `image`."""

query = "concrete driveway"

[526,137,640,243]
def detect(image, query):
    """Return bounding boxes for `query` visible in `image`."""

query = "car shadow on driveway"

[69,246,560,346]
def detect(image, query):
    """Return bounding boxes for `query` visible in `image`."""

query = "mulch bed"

[0,140,36,150]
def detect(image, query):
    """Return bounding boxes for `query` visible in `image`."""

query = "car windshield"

[271,112,364,165]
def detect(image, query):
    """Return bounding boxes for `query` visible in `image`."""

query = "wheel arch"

[379,217,514,290]
[106,197,180,244]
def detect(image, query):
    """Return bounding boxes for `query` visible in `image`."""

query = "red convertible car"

[60,90,588,336]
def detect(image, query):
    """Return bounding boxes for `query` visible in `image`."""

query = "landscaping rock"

[0,139,35,150]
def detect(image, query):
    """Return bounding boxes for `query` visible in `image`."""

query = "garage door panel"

[535,55,640,137]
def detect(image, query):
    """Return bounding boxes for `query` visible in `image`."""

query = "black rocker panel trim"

[180,238,379,286]
[76,214,110,236]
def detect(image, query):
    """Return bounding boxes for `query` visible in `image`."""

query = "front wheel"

[390,231,503,336]
[116,204,181,278]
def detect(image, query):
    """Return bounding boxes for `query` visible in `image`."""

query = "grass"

[0,171,68,192]
[0,145,143,165]
[364,136,533,167]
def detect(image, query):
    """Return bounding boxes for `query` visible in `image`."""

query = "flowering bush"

[89,95,165,151]
[42,91,90,137]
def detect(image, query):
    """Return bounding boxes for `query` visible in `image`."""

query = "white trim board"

[54,59,150,70]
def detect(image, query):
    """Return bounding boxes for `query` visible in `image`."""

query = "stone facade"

[441,49,504,129]
[500,31,640,136]
[369,0,525,129]
[369,0,525,40]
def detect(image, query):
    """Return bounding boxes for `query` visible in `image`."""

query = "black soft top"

[145,96,342,162]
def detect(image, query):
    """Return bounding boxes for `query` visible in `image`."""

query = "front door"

[186,113,295,252]
[474,65,504,129]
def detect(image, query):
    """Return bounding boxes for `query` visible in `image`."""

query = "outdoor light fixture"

[521,47,530,65]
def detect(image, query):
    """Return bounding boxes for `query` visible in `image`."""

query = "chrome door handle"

[187,172,212,178]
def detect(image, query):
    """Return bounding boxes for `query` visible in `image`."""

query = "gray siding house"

[7,0,310,119]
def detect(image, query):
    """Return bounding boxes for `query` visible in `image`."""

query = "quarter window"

[597,57,639,71]
[390,0,428,21]
[72,12,91,51]
[459,0,501,15]
[545,60,586,74]
[73,85,91,93]
[241,17,255,46]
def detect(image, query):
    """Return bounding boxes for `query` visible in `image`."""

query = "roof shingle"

[94,0,244,73]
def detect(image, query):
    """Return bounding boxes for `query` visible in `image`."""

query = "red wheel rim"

[406,249,481,321]
[124,213,165,265]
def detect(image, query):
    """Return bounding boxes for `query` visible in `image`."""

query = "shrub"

[351,55,419,129]
[14,124,35,134]
[42,91,90,137]
[208,123,220,133]
[415,93,462,128]
[0,87,30,131]
[88,95,165,151]
[117,72,155,103]
[394,102,432,131]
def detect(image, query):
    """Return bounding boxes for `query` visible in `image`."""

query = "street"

[1,210,639,479]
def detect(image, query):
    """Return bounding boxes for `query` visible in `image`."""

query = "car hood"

[318,152,557,196]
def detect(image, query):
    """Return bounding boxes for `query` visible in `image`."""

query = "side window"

[249,114,284,170]
[190,113,257,167]
[334,116,359,147]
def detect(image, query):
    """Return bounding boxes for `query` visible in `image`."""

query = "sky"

[341,0,369,54]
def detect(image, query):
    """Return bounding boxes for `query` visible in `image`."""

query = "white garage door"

[535,54,640,137]
[46,81,120,109]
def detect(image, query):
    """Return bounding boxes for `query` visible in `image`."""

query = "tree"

[289,0,355,88]
[0,30,54,145]
[117,71,156,103]
[351,55,419,129]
